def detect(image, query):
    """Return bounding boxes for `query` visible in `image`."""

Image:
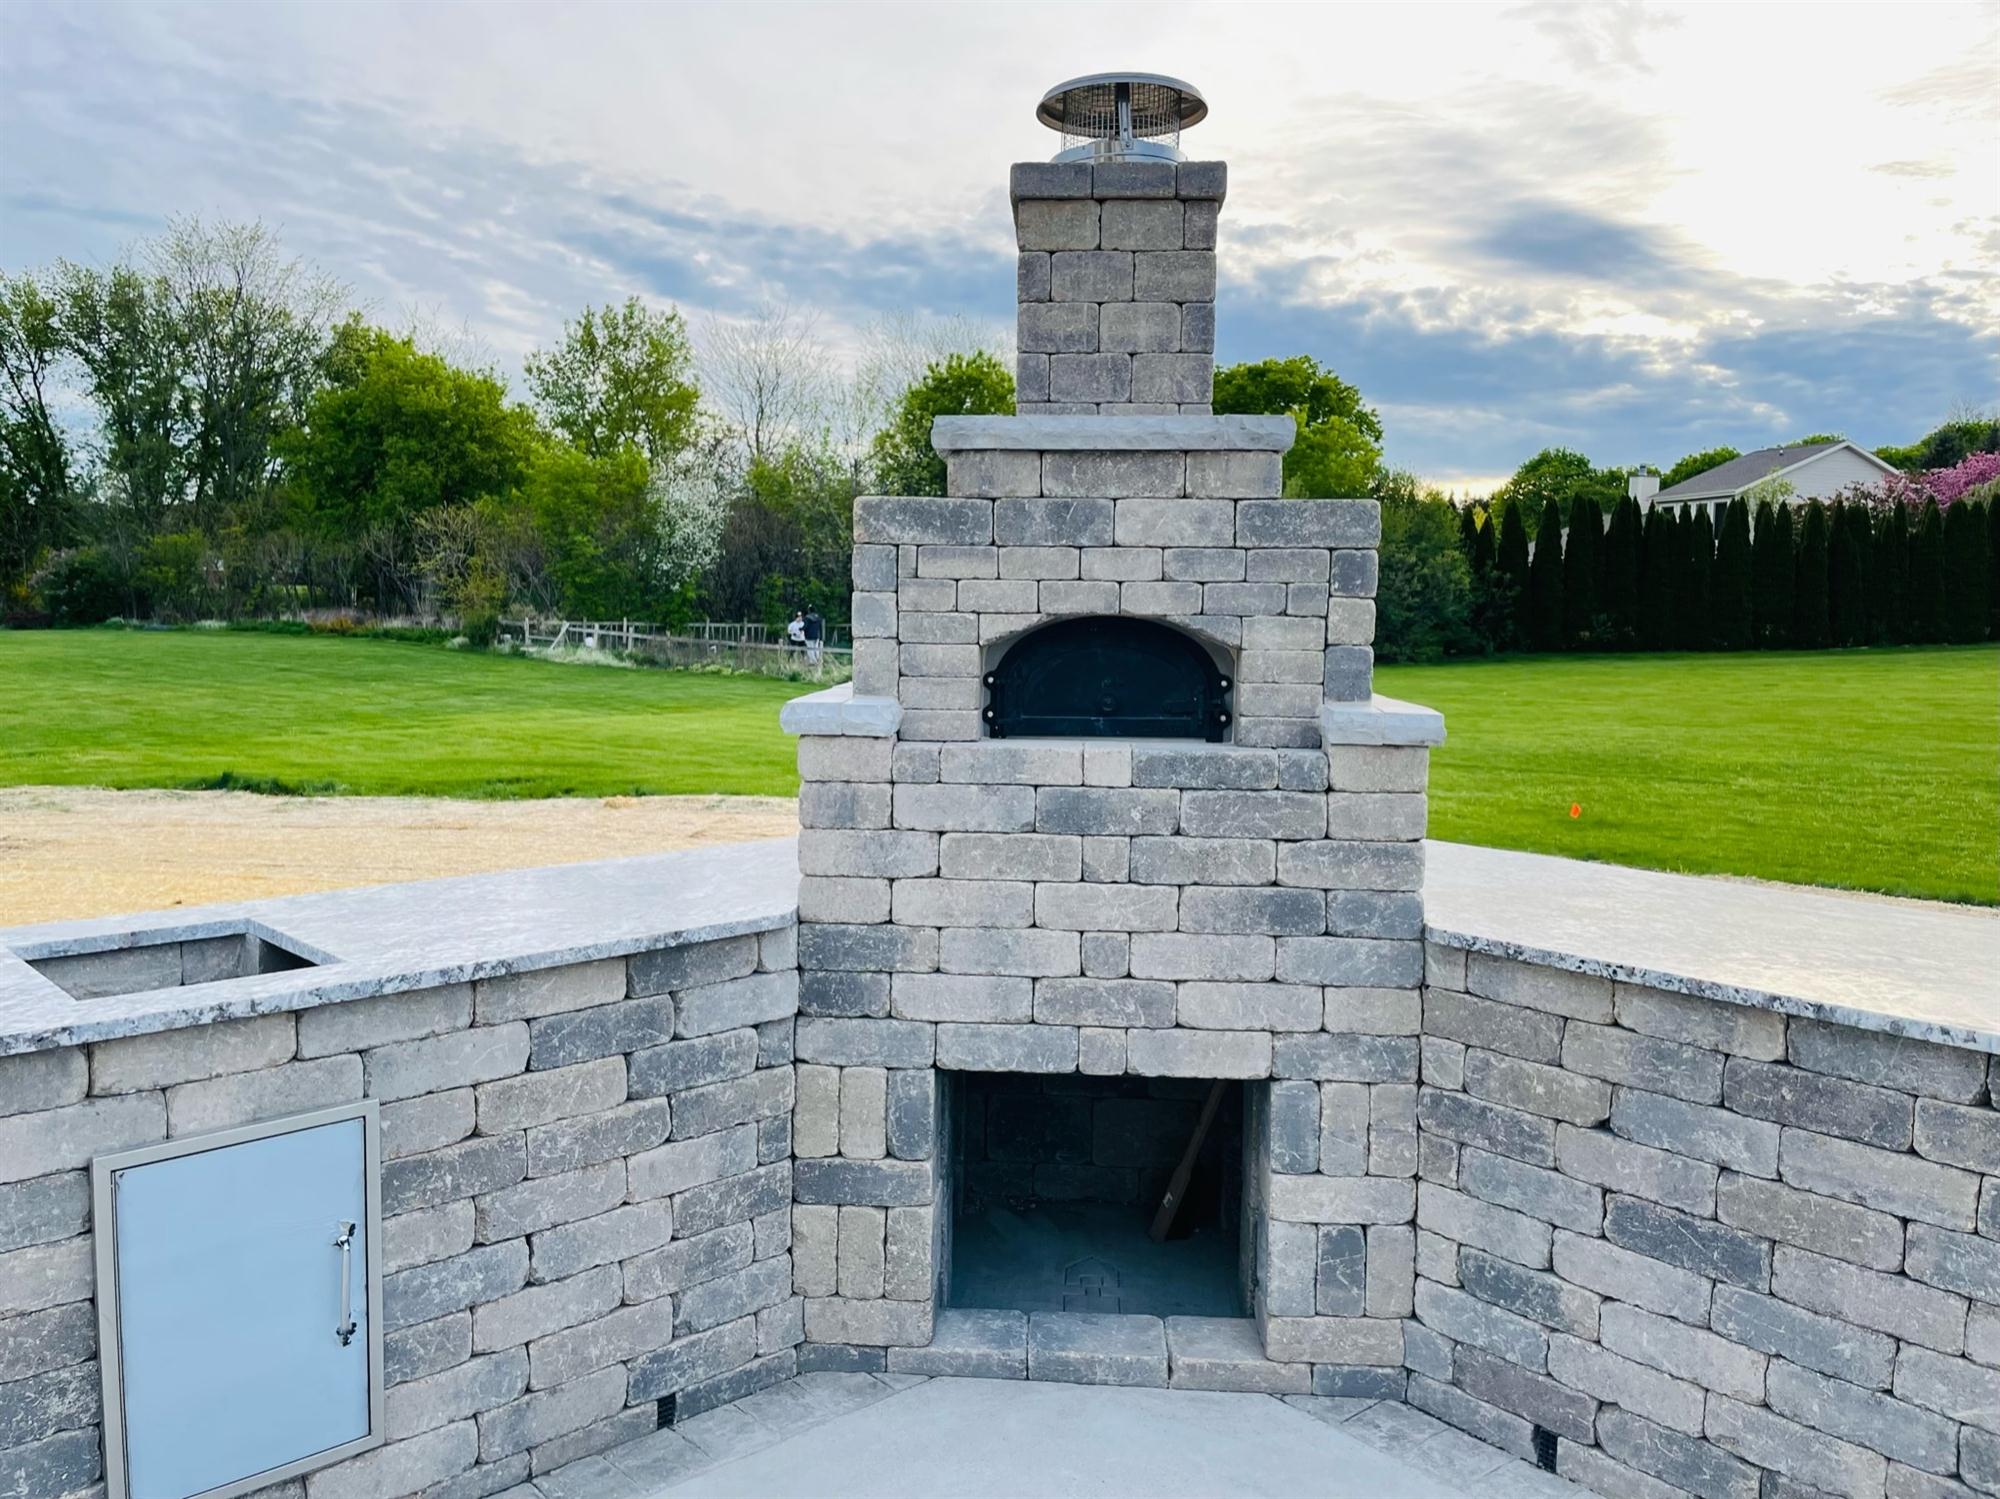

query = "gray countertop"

[1423,841,2000,1052]
[3,836,1993,1059]
[0,840,798,1056]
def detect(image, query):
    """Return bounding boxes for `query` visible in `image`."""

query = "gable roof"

[1653,441,1894,502]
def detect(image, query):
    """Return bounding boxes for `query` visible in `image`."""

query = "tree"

[1941,500,1992,644]
[1638,505,1677,649]
[702,301,834,464]
[1491,448,1624,527]
[1875,415,2000,472]
[278,322,535,547]
[1527,497,1565,650]
[1751,500,1794,648]
[1682,508,1714,649]
[1827,501,1869,647]
[1791,433,1845,446]
[1562,491,1601,645]
[1212,355,1383,497]
[0,270,78,591]
[1458,501,1480,567]
[1792,500,1830,648]
[525,297,700,466]
[1906,499,1946,643]
[509,442,662,619]
[1601,497,1642,647]
[1870,501,1909,644]
[868,352,1014,497]
[1374,472,1476,662]
[1492,499,1529,650]
[1710,498,1753,649]
[1661,446,1740,490]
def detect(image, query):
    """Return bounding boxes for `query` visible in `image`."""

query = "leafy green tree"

[1751,500,1795,648]
[868,352,1014,497]
[524,297,700,465]
[509,442,663,619]
[1491,499,1529,650]
[1492,448,1624,528]
[1710,498,1753,649]
[1374,471,1475,662]
[1212,355,1383,497]
[1561,492,1601,646]
[1601,497,1642,647]
[1792,501,1830,648]
[279,322,536,541]
[1682,508,1714,649]
[1638,505,1676,649]
[1827,501,1869,647]
[1661,446,1740,490]
[0,270,78,591]
[1791,433,1845,447]
[1458,501,1480,567]
[1527,497,1565,650]
[1906,499,1946,643]
[1869,501,1908,644]
[1942,500,1992,644]
[1875,418,2000,472]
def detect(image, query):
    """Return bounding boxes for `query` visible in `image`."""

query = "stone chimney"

[1012,159,1225,415]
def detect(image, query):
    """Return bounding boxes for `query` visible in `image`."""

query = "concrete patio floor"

[530,1373,1586,1499]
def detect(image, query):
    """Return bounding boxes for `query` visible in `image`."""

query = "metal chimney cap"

[1036,73,1207,164]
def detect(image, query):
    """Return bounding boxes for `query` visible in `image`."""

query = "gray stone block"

[1033,977,1175,1028]
[1130,352,1212,404]
[1596,1406,1761,1499]
[0,1172,89,1255]
[1268,1079,1321,1173]
[793,1018,934,1069]
[1010,161,1094,200]
[801,1296,932,1347]
[384,1240,527,1332]
[624,1317,759,1403]
[1455,1343,1597,1441]
[1915,1099,2000,1173]
[1028,1311,1169,1387]
[1779,1127,1977,1228]
[1416,1181,1552,1268]
[1129,836,1275,885]
[1404,1372,1536,1460]
[1274,840,1425,892]
[1424,989,1563,1064]
[1714,1171,1903,1269]
[797,922,938,975]
[792,1157,933,1208]
[1705,1393,1888,1499]
[1416,1087,1556,1166]
[1548,1332,1705,1436]
[1711,1284,1897,1388]
[1460,1247,1601,1337]
[1124,1028,1271,1078]
[1767,1359,1958,1474]
[1273,1033,1418,1082]
[1326,890,1425,939]
[1774,1244,1969,1354]
[1607,1194,1770,1290]
[1612,1088,1780,1176]
[1552,1229,1714,1325]
[1615,982,1787,1060]
[668,1068,794,1140]
[1113,497,1231,546]
[938,832,1083,882]
[1414,1279,1547,1369]
[854,496,994,546]
[1179,887,1324,937]
[1014,198,1099,251]
[670,1162,792,1242]
[167,1054,362,1137]
[1724,1056,1913,1149]
[1556,1124,1717,1213]
[383,1134,526,1216]
[1461,1146,1602,1234]
[1316,1224,1367,1314]
[1908,1222,2000,1300]
[1270,1175,1414,1225]
[993,495,1115,546]
[1599,1301,1766,1400]
[935,1022,1078,1073]
[1168,1315,1311,1392]
[381,1087,472,1163]
[1100,299,1183,353]
[1051,250,1134,303]
[1787,1018,1986,1102]
[474,1160,624,1244]
[1463,1050,1611,1126]
[629,1029,759,1098]
[888,1307,1027,1378]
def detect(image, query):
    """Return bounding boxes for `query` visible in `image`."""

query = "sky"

[3,0,1995,492]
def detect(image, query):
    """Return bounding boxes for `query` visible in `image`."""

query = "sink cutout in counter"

[30,928,320,1000]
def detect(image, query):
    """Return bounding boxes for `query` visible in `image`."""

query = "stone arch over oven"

[979,614,1235,741]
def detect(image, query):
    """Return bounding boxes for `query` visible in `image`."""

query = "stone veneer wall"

[1414,941,2000,1499]
[0,929,798,1499]
[1012,158,1226,415]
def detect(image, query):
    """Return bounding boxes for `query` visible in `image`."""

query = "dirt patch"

[0,786,800,925]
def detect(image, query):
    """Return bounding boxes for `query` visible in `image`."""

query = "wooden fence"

[500,618,851,675]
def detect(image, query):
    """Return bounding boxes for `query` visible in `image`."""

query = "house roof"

[1653,441,1893,502]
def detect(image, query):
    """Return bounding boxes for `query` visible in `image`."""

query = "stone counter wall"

[0,927,798,1499]
[1414,943,2000,1499]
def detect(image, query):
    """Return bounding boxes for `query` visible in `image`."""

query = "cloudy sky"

[4,0,1995,490]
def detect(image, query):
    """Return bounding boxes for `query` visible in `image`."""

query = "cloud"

[1468,201,1696,289]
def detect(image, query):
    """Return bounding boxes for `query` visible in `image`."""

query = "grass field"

[1375,647,1997,905]
[4,630,1994,903]
[3,629,803,798]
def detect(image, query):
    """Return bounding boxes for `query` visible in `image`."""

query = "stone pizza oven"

[780,72,1446,1389]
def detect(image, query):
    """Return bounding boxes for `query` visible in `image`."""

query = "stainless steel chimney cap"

[1037,72,1208,164]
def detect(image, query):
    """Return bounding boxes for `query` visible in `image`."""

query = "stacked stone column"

[1013,160,1225,415]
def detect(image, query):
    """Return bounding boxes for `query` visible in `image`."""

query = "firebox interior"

[940,1072,1247,1319]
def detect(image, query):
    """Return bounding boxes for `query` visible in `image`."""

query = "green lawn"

[3,630,1993,903]
[1,629,803,798]
[1377,646,1998,905]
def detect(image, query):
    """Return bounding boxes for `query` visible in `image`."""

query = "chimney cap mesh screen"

[1037,73,1207,163]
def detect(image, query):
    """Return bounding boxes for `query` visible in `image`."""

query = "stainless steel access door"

[94,1099,385,1499]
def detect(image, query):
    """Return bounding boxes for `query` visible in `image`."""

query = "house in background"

[1648,440,1898,522]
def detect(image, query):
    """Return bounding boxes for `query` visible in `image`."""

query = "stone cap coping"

[0,839,800,1056]
[931,415,1296,454]
[1320,695,1446,747]
[1425,841,2000,1054]
[780,683,902,738]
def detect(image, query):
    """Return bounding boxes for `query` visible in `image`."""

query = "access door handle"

[333,1222,358,1347]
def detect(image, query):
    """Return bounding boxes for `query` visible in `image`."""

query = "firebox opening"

[941,1072,1247,1319]
[983,616,1232,741]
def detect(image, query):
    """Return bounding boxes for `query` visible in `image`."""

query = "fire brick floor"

[950,1200,1244,1317]
[530,1373,1586,1499]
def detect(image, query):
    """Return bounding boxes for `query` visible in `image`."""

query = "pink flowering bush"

[1839,451,2000,510]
